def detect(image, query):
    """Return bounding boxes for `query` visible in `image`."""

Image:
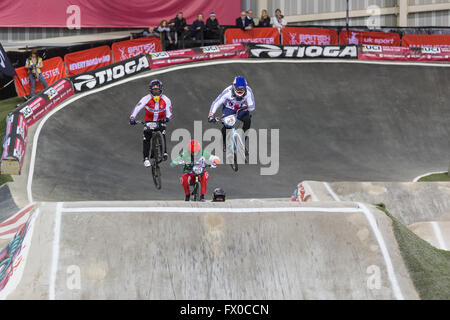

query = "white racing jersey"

[209,85,255,116]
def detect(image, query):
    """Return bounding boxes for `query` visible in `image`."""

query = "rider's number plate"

[146,122,158,130]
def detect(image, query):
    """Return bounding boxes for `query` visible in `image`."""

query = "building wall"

[241,0,450,27]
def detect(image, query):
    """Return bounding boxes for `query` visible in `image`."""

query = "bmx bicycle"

[182,162,213,201]
[136,119,167,189]
[211,107,249,172]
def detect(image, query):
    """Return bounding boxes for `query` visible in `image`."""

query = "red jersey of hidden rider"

[130,94,173,122]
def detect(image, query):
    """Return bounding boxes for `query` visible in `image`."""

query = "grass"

[0,96,24,186]
[376,203,450,300]
[418,172,450,182]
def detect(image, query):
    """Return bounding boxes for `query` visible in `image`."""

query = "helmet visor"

[151,88,162,96]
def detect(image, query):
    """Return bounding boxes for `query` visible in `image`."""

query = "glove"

[129,117,136,125]
[164,117,170,123]
[211,162,217,169]
[208,116,215,123]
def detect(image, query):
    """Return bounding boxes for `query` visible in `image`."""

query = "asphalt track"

[31,61,450,201]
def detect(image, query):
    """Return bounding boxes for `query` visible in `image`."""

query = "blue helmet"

[149,79,163,96]
[232,76,247,100]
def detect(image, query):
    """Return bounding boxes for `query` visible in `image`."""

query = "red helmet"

[189,140,201,153]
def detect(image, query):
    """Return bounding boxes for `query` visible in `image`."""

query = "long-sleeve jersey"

[170,149,220,173]
[209,85,255,116]
[130,94,172,122]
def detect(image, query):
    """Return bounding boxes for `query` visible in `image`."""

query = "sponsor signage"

[359,44,450,61]
[248,44,358,59]
[149,44,248,69]
[282,27,338,45]
[1,112,28,174]
[224,27,280,45]
[340,30,401,46]
[112,37,162,62]
[401,34,450,49]
[70,54,150,93]
[64,45,112,76]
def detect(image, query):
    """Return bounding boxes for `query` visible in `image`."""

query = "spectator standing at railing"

[271,8,287,29]
[258,9,272,27]
[246,9,257,27]
[170,12,189,44]
[158,19,177,50]
[191,14,206,41]
[25,49,48,97]
[130,26,159,39]
[236,11,254,30]
[206,12,221,40]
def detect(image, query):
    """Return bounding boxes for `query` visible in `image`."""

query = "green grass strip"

[376,203,450,300]
[418,172,450,182]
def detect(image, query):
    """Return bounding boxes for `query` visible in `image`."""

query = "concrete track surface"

[9,200,418,300]
[31,60,450,201]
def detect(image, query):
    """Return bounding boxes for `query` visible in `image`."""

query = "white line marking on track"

[431,221,448,251]
[26,58,450,203]
[357,202,404,300]
[49,202,63,300]
[61,206,363,213]
[323,182,341,201]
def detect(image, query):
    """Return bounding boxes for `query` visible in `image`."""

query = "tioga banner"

[112,37,162,62]
[225,27,280,45]
[339,30,401,46]
[282,27,338,45]
[402,34,450,48]
[64,45,112,76]
[14,57,66,97]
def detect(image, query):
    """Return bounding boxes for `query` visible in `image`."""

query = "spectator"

[158,19,177,49]
[25,49,48,97]
[236,11,253,30]
[191,14,206,41]
[206,12,221,40]
[170,12,189,41]
[130,26,159,39]
[246,9,256,27]
[258,9,271,27]
[271,8,287,29]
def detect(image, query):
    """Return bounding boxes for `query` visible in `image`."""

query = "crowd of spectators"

[130,8,288,49]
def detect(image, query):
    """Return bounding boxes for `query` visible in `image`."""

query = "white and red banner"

[17,78,74,126]
[282,27,338,45]
[402,34,450,48]
[340,30,401,46]
[149,44,248,69]
[0,0,240,27]
[225,27,280,45]
[358,44,450,62]
[14,57,66,97]
[112,37,162,62]
[64,45,112,76]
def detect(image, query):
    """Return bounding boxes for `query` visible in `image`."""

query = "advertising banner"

[70,54,150,93]
[225,27,280,45]
[339,30,401,46]
[358,44,450,62]
[402,34,450,48]
[248,44,358,59]
[282,27,338,45]
[64,45,112,76]
[0,0,240,27]
[1,112,28,174]
[112,37,162,62]
[149,44,248,69]
[14,57,66,97]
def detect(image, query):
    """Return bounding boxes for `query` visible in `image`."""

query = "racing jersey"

[209,85,255,116]
[130,94,172,122]
[170,149,219,174]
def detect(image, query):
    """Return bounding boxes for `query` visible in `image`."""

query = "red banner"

[17,79,74,126]
[64,45,112,76]
[340,30,400,46]
[358,44,450,62]
[282,27,338,45]
[225,27,280,45]
[402,34,450,48]
[150,44,248,69]
[14,57,66,97]
[112,37,162,62]
[0,0,240,27]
